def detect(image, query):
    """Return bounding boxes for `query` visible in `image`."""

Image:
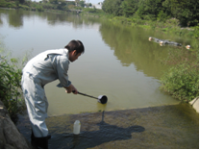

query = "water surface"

[0,9,192,116]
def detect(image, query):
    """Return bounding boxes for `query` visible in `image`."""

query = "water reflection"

[99,22,194,79]
[8,10,23,28]
[0,9,24,28]
[99,22,171,79]
[0,14,3,25]
[0,9,101,29]
[46,12,82,26]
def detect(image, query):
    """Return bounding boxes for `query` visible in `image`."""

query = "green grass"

[0,48,28,119]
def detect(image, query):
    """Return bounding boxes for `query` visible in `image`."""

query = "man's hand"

[65,84,78,94]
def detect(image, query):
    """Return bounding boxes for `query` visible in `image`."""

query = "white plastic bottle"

[73,120,81,135]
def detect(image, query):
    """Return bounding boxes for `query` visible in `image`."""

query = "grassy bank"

[160,64,198,102]
[0,44,27,119]
[81,9,198,37]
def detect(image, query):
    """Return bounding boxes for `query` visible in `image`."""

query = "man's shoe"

[31,132,51,149]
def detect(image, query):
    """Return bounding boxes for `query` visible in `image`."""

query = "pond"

[0,8,198,149]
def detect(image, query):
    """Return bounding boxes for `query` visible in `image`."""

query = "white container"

[73,120,81,135]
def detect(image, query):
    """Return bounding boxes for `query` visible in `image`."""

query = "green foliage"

[0,0,85,12]
[102,0,199,27]
[19,0,25,4]
[41,3,54,10]
[0,0,7,7]
[121,0,139,17]
[35,4,44,11]
[82,8,102,14]
[0,0,17,8]
[165,18,180,27]
[157,10,170,22]
[85,3,92,7]
[0,0,26,7]
[102,0,123,16]
[141,0,165,19]
[78,1,84,7]
[160,64,199,102]
[0,53,27,118]
[19,4,30,10]
[134,4,144,19]
[162,0,199,26]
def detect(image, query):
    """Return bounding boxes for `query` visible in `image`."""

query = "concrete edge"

[189,97,199,113]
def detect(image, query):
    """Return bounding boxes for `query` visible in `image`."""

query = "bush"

[157,10,170,22]
[160,64,199,102]
[0,0,9,7]
[67,4,75,9]
[19,4,30,10]
[35,4,44,11]
[42,3,54,10]
[165,18,180,27]
[82,8,100,13]
[0,54,26,119]
[6,2,17,8]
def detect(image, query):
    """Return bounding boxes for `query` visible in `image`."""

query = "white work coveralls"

[21,48,71,137]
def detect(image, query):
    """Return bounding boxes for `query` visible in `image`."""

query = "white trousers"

[21,73,49,138]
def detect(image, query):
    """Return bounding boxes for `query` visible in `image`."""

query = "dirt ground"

[17,103,199,149]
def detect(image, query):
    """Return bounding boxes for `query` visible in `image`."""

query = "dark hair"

[65,40,85,54]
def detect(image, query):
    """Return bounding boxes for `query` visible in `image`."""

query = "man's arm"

[55,55,78,94]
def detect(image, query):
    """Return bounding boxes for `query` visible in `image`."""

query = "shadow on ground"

[16,103,199,149]
[49,111,144,148]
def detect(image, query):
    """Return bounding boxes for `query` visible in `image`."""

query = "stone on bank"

[189,97,199,113]
[0,100,31,149]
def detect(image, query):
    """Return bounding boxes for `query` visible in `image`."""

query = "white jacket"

[23,48,71,87]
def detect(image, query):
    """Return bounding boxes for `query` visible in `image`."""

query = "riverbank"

[81,10,200,44]
[81,11,198,48]
[0,96,198,148]
[16,103,199,149]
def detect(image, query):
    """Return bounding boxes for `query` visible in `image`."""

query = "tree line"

[0,0,92,12]
[102,0,199,27]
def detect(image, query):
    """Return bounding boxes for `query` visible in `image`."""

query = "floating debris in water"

[149,37,186,48]
[185,45,191,49]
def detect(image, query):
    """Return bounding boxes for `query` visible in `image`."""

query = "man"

[21,40,84,148]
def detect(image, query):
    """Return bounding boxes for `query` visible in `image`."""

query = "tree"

[162,0,199,26]
[102,0,123,16]
[162,0,181,19]
[49,0,65,4]
[19,0,25,4]
[42,0,49,3]
[79,1,85,7]
[143,0,165,20]
[121,0,139,17]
